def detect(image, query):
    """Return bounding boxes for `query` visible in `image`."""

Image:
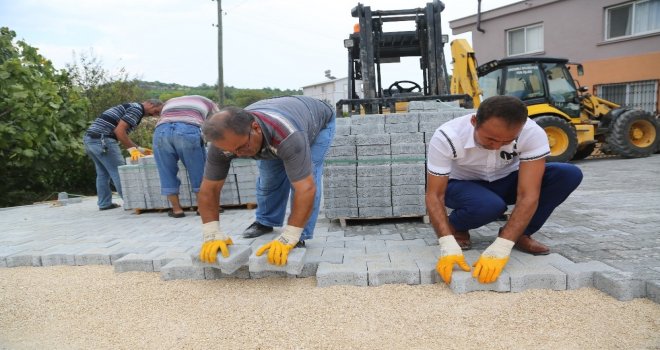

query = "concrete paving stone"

[509,252,574,266]
[385,239,428,249]
[319,248,344,264]
[385,123,419,133]
[316,262,368,287]
[551,260,619,289]
[391,195,425,206]
[248,248,306,276]
[351,114,384,125]
[391,185,425,196]
[331,135,356,147]
[195,245,251,275]
[367,261,420,286]
[646,280,660,304]
[335,117,351,125]
[344,252,390,265]
[41,252,76,267]
[161,259,206,281]
[6,252,42,267]
[152,252,194,272]
[351,123,384,135]
[356,186,390,198]
[385,113,419,124]
[113,253,154,273]
[450,270,512,294]
[335,124,351,135]
[364,233,403,241]
[356,177,391,188]
[593,270,647,301]
[391,143,426,155]
[415,257,439,285]
[358,207,393,218]
[74,249,112,266]
[506,258,567,292]
[357,145,390,157]
[391,173,425,185]
[390,132,424,144]
[324,208,359,219]
[204,266,250,280]
[355,133,390,145]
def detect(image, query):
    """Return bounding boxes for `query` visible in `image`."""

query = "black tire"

[534,115,578,163]
[606,109,659,158]
[572,142,596,161]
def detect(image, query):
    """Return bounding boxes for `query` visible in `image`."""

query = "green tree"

[66,50,151,147]
[0,27,91,206]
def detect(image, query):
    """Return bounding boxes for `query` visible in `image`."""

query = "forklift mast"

[339,0,466,114]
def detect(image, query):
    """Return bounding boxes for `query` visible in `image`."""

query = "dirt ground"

[0,266,658,350]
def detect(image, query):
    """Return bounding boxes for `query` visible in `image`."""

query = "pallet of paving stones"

[323,102,474,224]
[118,156,258,211]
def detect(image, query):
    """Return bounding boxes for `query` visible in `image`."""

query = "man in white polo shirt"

[426,95,583,285]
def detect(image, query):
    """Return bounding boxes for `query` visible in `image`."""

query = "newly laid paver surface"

[1,154,658,302]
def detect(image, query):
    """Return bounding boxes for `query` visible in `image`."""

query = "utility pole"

[214,0,225,106]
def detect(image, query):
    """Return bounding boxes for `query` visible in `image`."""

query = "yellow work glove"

[472,237,515,284]
[199,221,233,263]
[436,235,471,284]
[127,147,145,161]
[138,147,153,155]
[255,225,303,266]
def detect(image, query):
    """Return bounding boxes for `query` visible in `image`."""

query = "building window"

[596,80,658,113]
[606,0,660,40]
[506,24,543,56]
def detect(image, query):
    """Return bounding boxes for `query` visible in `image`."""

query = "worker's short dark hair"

[202,106,254,141]
[475,95,528,127]
[144,98,164,107]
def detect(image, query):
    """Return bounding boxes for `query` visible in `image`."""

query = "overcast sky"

[0,0,519,90]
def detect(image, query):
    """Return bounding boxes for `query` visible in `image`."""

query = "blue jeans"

[153,122,206,194]
[83,135,125,208]
[255,118,336,240]
[445,163,583,236]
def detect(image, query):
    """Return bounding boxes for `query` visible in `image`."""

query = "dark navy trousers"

[445,163,583,236]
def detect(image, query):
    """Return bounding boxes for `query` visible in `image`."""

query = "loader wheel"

[606,109,659,158]
[534,115,578,163]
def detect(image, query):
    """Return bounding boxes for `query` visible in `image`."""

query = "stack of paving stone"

[118,156,258,210]
[324,101,474,221]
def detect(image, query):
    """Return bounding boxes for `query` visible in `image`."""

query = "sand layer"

[0,266,659,349]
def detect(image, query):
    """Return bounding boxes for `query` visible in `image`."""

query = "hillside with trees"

[0,26,302,207]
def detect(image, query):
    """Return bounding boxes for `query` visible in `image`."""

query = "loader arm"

[450,39,482,108]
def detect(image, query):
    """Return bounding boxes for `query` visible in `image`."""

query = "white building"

[302,77,362,110]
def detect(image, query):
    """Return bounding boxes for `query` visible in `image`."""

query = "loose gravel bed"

[1,266,659,349]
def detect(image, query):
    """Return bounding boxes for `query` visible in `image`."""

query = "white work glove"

[436,235,471,284]
[255,225,303,266]
[199,221,233,263]
[472,237,515,284]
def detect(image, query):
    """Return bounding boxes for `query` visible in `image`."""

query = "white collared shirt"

[427,114,550,182]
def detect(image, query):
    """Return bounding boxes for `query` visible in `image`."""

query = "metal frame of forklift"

[337,0,468,115]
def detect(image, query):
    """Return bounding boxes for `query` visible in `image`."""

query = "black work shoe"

[99,203,121,211]
[242,221,273,238]
[295,240,306,248]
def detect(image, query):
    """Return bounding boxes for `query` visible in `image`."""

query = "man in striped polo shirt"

[153,95,219,218]
[426,95,583,285]
[197,96,335,266]
[83,99,163,210]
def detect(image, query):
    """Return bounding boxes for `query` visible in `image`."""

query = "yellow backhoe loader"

[450,39,659,162]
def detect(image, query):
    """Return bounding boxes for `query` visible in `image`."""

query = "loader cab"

[477,57,581,118]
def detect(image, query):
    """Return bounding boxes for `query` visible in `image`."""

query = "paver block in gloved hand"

[191,245,251,275]
[450,270,511,294]
[248,247,306,276]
